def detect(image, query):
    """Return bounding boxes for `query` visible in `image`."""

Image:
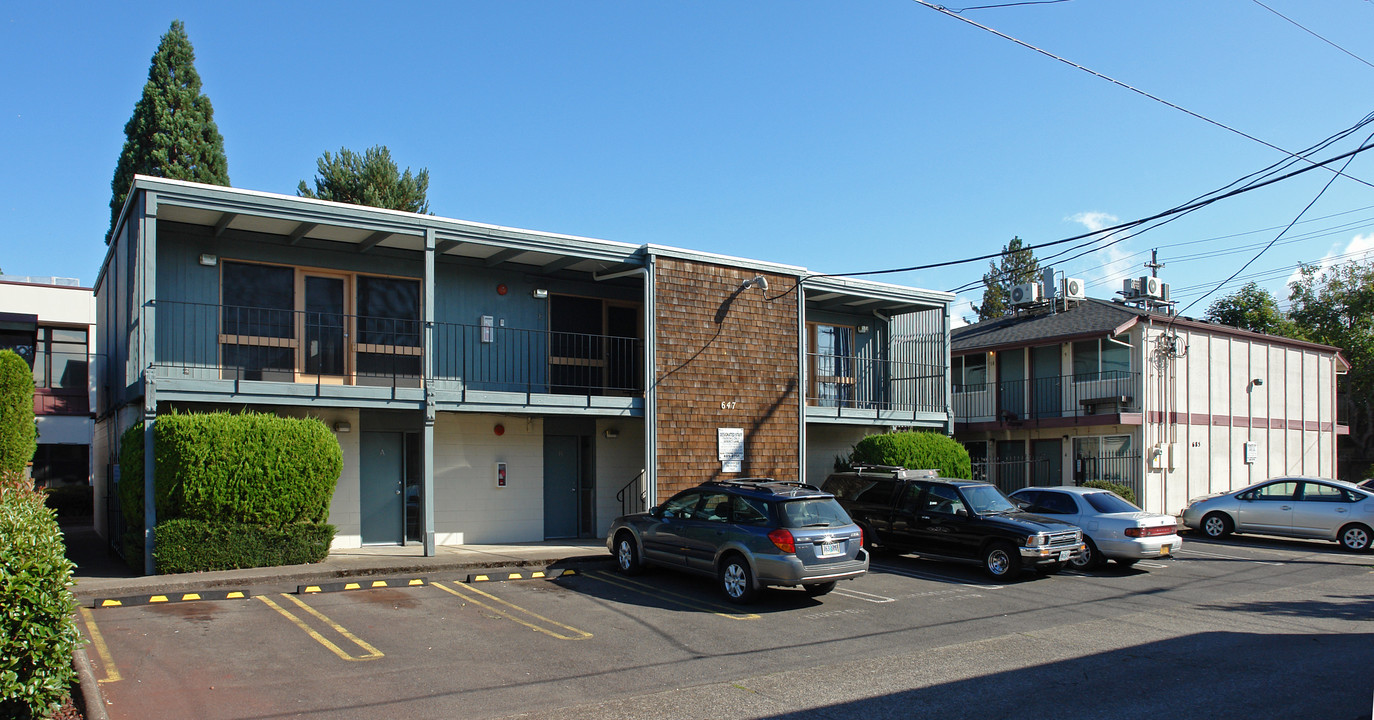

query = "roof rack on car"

[848,465,941,479]
[707,479,821,493]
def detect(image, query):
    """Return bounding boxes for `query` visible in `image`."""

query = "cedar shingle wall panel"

[654,259,800,498]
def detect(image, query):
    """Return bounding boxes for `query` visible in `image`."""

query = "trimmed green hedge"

[849,431,972,480]
[153,518,335,573]
[0,472,79,719]
[0,350,36,476]
[118,411,341,573]
[1081,480,1138,507]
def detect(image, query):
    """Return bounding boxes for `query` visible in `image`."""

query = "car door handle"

[920,515,930,520]
[1336,508,1348,513]
[1280,505,1291,510]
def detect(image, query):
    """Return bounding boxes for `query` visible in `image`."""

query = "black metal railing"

[616,469,647,516]
[972,452,1142,500]
[153,300,644,396]
[805,353,946,414]
[954,371,1139,423]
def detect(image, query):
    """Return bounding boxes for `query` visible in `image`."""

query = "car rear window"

[822,476,898,505]
[1083,491,1139,514]
[778,498,852,529]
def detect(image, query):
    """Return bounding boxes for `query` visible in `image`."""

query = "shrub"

[153,519,335,573]
[0,350,36,476]
[117,411,342,573]
[849,431,972,480]
[0,471,79,719]
[1081,480,1138,506]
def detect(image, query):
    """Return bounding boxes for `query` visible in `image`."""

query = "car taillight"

[858,527,864,549]
[1125,525,1176,538]
[768,528,796,554]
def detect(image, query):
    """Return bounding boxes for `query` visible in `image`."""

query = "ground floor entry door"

[1031,438,1063,486]
[544,435,581,539]
[361,431,404,545]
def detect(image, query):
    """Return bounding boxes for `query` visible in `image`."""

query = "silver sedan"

[1010,486,1181,570]
[1181,477,1373,552]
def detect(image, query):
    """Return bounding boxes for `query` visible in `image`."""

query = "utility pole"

[1144,249,1165,278]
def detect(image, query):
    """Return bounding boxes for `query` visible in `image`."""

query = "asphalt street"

[79,534,1374,720]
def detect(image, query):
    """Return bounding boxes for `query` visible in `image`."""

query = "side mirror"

[649,505,664,518]
[955,508,968,518]
[1012,499,1031,510]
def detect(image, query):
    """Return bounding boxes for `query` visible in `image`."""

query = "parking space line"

[257,595,384,661]
[832,587,896,603]
[1176,548,1281,565]
[1135,561,1171,569]
[432,581,593,640]
[871,563,1005,590]
[583,571,760,620]
[77,607,122,683]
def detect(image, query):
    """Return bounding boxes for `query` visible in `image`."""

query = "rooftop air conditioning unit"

[1122,278,1141,297]
[1010,282,1041,305]
[1062,277,1086,299]
[1141,276,1164,299]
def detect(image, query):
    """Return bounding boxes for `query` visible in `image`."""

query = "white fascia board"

[805,275,954,308]
[642,243,806,276]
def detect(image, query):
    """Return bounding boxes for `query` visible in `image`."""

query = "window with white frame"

[1071,338,1130,381]
[952,353,987,393]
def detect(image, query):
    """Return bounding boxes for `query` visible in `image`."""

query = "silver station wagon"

[606,479,869,603]
[1181,477,1373,552]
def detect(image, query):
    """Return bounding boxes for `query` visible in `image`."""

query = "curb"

[72,646,109,720]
[71,555,613,602]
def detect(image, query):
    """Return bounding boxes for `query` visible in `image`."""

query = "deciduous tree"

[1204,282,1302,338]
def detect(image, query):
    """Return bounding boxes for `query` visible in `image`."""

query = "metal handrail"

[615,469,647,516]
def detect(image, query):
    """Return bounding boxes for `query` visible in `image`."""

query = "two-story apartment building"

[952,295,1348,515]
[0,276,96,489]
[95,176,952,569]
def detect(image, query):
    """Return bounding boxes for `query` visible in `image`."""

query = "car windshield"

[778,498,852,528]
[960,484,1019,515]
[1083,491,1140,514]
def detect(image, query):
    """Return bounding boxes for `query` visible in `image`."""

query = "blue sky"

[4,1,1373,321]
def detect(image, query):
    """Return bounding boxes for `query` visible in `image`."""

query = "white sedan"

[1010,486,1181,569]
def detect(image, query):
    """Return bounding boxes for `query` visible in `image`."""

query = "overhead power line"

[1249,0,1374,70]
[909,0,1374,189]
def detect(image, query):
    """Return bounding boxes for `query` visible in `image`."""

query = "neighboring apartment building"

[951,294,1348,516]
[95,176,952,563]
[0,276,96,489]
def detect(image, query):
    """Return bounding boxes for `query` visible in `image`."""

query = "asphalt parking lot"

[80,534,1374,720]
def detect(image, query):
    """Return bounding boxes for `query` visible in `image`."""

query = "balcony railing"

[805,352,946,415]
[954,371,1139,424]
[153,300,643,396]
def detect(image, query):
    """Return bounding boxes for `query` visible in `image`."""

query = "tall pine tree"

[108,20,229,243]
[975,237,1041,321]
[298,146,431,214]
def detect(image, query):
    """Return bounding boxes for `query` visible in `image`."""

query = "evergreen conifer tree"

[107,20,229,243]
[975,237,1040,321]
[298,146,431,214]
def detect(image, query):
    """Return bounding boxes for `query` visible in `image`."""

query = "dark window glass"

[699,492,733,523]
[1072,340,1098,378]
[779,498,851,529]
[30,444,89,485]
[1083,491,1139,514]
[222,262,294,338]
[731,496,771,525]
[357,276,421,346]
[1036,491,1078,515]
[221,344,294,381]
[661,491,702,520]
[854,478,899,505]
[46,328,88,391]
[921,485,967,515]
[1300,482,1348,503]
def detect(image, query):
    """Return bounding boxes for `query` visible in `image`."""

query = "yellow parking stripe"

[432,581,592,641]
[257,595,384,662]
[77,607,122,683]
[584,571,760,620]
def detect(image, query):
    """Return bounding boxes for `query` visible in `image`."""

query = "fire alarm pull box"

[496,462,507,488]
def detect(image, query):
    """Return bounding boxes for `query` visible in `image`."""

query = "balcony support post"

[422,229,437,556]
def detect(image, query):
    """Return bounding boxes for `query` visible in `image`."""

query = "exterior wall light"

[332,421,351,433]
[198,254,218,266]
[532,288,549,299]
[605,428,619,439]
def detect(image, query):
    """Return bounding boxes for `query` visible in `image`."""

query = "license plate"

[818,541,844,558]
[1058,550,1071,562]
[1159,545,1171,556]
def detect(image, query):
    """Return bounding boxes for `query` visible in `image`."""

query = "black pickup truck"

[821,466,1085,579]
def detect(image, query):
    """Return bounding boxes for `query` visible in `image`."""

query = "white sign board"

[718,428,745,473]
[1243,441,1257,465]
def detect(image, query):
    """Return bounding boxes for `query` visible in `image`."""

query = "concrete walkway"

[60,521,612,602]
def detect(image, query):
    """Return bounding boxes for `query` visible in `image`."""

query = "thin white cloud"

[1284,233,1374,288]
[1061,211,1137,295]
[1066,211,1118,233]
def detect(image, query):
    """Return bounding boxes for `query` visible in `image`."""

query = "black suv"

[606,479,869,603]
[822,466,1084,579]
